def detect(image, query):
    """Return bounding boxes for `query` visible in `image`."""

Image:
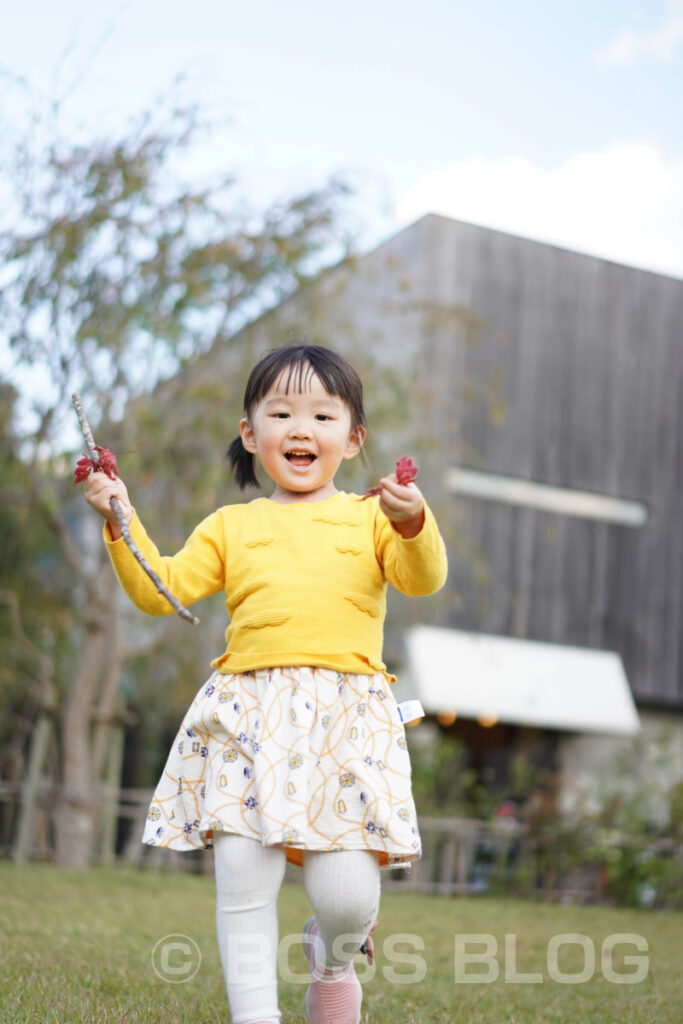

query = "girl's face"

[239,367,365,503]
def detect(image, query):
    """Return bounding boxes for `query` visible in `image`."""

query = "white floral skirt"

[142,667,421,868]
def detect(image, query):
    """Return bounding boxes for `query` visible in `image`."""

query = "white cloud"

[593,0,683,67]
[396,143,683,279]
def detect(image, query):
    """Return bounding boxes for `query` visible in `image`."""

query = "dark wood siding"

[417,215,683,709]
[221,213,683,709]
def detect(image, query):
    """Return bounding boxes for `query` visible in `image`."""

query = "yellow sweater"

[105,491,447,680]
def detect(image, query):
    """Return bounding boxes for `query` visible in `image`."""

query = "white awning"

[404,626,640,736]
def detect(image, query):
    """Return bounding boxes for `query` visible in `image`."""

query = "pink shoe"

[302,917,362,1024]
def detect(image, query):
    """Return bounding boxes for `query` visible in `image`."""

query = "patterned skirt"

[142,666,421,868]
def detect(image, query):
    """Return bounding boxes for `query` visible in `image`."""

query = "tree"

[0,384,62,860]
[0,96,353,865]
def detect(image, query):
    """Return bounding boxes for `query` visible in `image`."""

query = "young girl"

[84,344,447,1024]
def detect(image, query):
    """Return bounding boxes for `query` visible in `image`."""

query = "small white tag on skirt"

[396,699,425,725]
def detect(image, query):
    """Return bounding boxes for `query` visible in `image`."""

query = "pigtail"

[227,436,260,490]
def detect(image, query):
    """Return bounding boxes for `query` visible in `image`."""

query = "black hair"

[227,343,367,490]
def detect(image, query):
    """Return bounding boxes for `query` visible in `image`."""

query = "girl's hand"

[378,474,425,538]
[83,472,133,540]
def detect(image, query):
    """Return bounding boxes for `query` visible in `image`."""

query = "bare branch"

[71,392,199,626]
[72,391,98,456]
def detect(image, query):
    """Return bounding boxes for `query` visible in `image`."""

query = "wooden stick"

[72,393,199,626]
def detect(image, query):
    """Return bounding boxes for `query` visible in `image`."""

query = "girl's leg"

[302,850,380,1024]
[213,833,286,1024]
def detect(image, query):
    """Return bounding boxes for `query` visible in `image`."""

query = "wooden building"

[214,212,683,814]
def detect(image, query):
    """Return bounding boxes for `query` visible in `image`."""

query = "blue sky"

[2,0,683,275]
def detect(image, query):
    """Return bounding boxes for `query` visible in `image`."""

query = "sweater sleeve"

[374,501,448,596]
[104,509,226,616]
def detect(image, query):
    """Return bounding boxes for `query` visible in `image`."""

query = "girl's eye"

[272,412,290,419]
[316,414,333,421]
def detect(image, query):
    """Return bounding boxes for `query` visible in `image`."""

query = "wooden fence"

[383,815,596,901]
[1,783,681,903]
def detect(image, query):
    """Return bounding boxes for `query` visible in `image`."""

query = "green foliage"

[408,734,546,820]
[0,99,351,456]
[0,92,355,860]
[409,729,683,908]
[0,385,66,788]
[409,732,484,816]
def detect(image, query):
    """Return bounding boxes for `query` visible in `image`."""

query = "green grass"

[0,862,681,1022]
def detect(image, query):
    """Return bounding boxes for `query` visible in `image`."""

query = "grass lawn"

[0,862,681,1023]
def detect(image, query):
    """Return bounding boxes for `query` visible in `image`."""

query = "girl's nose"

[289,419,313,438]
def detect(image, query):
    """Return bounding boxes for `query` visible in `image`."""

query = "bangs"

[244,345,366,428]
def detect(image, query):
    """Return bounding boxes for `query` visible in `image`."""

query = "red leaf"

[72,445,119,484]
[95,445,119,479]
[396,456,418,485]
[73,456,94,483]
[361,455,419,499]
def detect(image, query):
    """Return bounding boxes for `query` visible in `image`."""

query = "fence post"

[97,700,138,865]
[13,687,55,864]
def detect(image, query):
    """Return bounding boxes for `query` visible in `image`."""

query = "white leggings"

[213,833,380,1024]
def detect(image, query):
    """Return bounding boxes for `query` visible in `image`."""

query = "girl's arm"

[84,472,225,615]
[373,479,448,596]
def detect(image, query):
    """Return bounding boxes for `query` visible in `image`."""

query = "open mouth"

[285,450,317,467]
